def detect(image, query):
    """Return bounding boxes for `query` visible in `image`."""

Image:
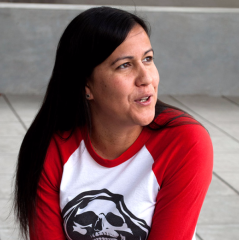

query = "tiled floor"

[0,94,238,240]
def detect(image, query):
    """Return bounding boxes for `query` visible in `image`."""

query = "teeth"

[140,97,149,102]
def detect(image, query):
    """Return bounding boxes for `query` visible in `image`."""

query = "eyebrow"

[111,48,154,66]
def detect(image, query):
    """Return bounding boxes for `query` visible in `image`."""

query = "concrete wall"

[0,3,239,96]
[2,0,239,8]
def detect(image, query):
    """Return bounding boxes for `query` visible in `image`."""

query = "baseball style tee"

[30,108,213,240]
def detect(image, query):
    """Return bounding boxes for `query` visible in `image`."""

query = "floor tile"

[0,155,18,174]
[213,153,239,172]
[158,95,197,118]
[0,137,23,154]
[225,96,239,106]
[158,96,233,138]
[197,224,239,240]
[172,96,234,110]
[0,94,238,240]
[0,123,25,137]
[207,175,237,196]
[195,235,202,240]
[6,95,43,123]
[211,136,239,153]
[215,123,239,141]
[0,199,14,229]
[0,97,18,122]
[198,121,224,137]
[0,175,14,199]
[196,111,239,124]
[173,96,239,123]
[197,195,239,225]
[0,228,23,240]
[23,121,33,129]
[215,172,239,193]
[159,95,180,107]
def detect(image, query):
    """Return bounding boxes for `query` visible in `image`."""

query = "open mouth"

[139,96,150,102]
[135,95,151,103]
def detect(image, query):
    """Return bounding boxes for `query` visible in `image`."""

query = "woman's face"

[86,24,160,128]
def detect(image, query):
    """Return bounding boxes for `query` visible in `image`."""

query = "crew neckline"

[81,126,151,168]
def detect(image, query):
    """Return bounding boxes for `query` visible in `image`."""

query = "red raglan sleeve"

[148,124,213,240]
[29,137,66,240]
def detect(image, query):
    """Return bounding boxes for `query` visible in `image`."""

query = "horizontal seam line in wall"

[1,3,239,13]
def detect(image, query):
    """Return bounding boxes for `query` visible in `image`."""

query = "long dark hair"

[14,6,196,239]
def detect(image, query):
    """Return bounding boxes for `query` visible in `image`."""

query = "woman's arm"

[148,125,213,239]
[29,137,66,240]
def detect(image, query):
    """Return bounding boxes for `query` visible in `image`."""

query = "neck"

[90,121,143,160]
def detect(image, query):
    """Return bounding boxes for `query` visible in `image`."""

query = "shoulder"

[45,127,84,166]
[40,127,84,189]
[147,123,212,161]
[148,107,212,147]
[150,107,199,128]
[146,108,213,180]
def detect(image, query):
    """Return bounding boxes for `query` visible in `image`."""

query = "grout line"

[169,95,239,143]
[222,96,239,107]
[2,95,27,131]
[196,233,204,240]
[213,171,239,195]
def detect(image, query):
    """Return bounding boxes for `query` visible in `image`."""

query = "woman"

[14,6,213,240]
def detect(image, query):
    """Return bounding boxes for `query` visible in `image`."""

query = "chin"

[136,113,155,127]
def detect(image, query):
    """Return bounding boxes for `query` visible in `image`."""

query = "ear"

[85,84,94,100]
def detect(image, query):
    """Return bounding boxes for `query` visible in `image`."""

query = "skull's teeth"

[120,235,126,240]
[91,233,118,240]
[93,238,117,240]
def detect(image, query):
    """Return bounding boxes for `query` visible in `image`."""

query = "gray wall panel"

[0,4,238,95]
[2,0,239,8]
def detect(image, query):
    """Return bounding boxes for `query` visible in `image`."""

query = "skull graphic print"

[62,189,150,240]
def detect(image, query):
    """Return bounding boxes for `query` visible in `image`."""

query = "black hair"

[14,6,150,239]
[14,6,197,239]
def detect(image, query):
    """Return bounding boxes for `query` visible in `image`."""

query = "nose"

[135,63,153,87]
[94,217,103,231]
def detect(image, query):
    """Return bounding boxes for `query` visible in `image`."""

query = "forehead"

[76,199,123,217]
[105,25,151,62]
[90,25,152,77]
[126,24,148,41]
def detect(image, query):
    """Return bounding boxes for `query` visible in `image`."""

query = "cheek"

[95,79,125,104]
[107,78,130,97]
[93,77,111,97]
[152,68,160,87]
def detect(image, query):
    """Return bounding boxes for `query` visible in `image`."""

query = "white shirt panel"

[60,140,159,227]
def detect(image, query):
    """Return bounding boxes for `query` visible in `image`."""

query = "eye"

[106,212,124,226]
[142,56,154,63]
[74,211,98,226]
[117,62,131,69]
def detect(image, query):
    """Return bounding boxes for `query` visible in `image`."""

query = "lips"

[134,94,153,104]
[138,96,150,102]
